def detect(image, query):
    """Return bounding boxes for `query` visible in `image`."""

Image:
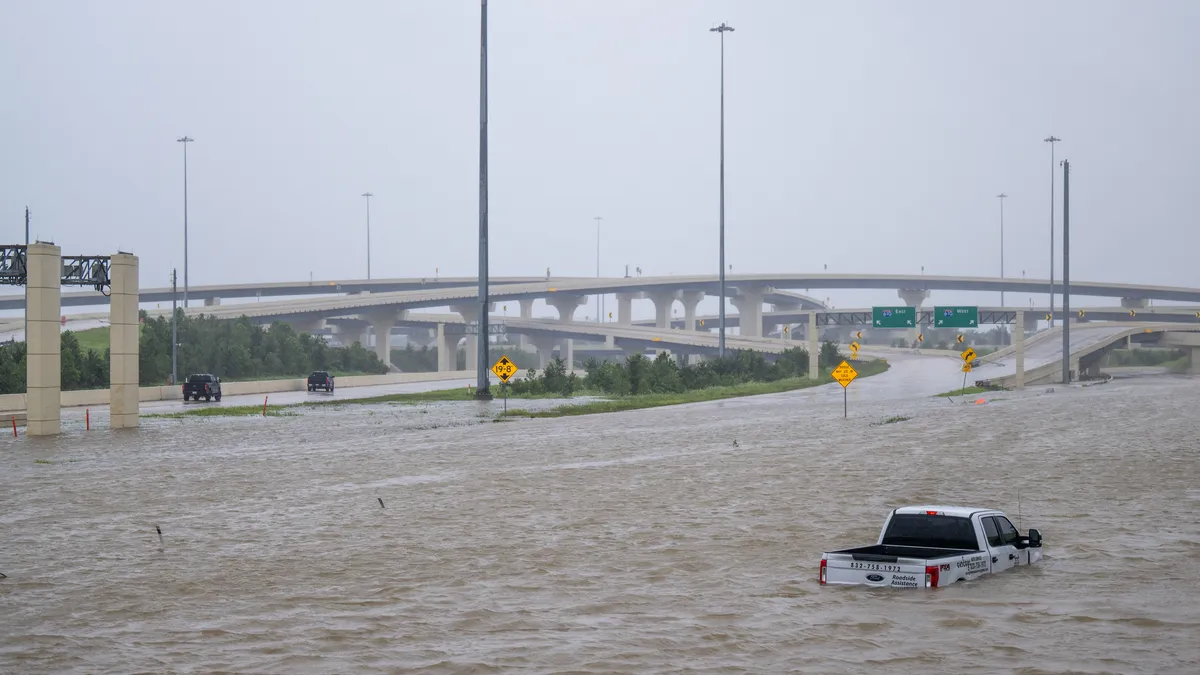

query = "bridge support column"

[680,291,705,331]
[109,253,140,429]
[435,323,456,372]
[808,310,819,379]
[204,296,220,307]
[546,295,586,323]
[1014,310,1025,390]
[26,243,61,436]
[898,289,928,343]
[515,299,535,347]
[347,321,370,348]
[365,310,405,368]
[451,303,495,373]
[560,338,575,368]
[731,287,767,338]
[530,336,557,369]
[649,291,680,330]
[1121,297,1148,310]
[616,292,643,326]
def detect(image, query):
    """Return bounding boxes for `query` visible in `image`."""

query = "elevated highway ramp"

[971,323,1200,387]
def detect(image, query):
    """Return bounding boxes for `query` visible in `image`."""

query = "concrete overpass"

[4,272,1199,314]
[970,323,1200,387]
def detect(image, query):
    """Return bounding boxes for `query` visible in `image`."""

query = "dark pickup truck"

[182,373,222,402]
[307,371,335,392]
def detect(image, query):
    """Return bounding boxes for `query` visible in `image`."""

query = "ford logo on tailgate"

[866,574,885,582]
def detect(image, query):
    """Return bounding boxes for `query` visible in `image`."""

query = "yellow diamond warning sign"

[491,355,518,383]
[961,347,977,363]
[831,360,858,388]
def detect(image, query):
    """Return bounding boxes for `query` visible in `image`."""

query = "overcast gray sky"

[2,0,1198,313]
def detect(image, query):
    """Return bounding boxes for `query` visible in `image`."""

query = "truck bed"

[831,544,982,562]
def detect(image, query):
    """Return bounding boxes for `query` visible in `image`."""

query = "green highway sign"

[934,306,978,328]
[872,306,915,328]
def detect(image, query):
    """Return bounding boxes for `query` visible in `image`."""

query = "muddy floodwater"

[1,356,1198,674]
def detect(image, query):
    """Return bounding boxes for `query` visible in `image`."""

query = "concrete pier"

[26,243,61,436]
[108,253,140,429]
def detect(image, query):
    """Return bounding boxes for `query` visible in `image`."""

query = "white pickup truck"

[819,505,1043,589]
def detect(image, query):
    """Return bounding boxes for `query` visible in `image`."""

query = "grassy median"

[502,360,892,419]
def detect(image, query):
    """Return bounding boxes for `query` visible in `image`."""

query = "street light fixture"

[996,192,1007,306]
[710,21,733,358]
[362,192,374,280]
[176,136,193,308]
[1044,135,1061,326]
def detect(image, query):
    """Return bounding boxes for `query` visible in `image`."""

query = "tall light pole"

[996,193,1007,306]
[474,0,492,399]
[594,216,603,323]
[1061,158,1071,384]
[710,21,734,358]
[171,268,178,386]
[1044,135,1060,326]
[177,136,193,308]
[362,192,374,280]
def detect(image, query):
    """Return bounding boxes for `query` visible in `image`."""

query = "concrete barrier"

[0,370,481,414]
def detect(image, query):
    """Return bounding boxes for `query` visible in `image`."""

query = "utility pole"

[171,268,179,386]
[474,0,492,399]
[594,216,602,322]
[710,21,734,358]
[1044,135,1060,326]
[24,207,29,344]
[996,193,1007,306]
[1061,159,1071,385]
[177,136,194,308]
[362,192,374,280]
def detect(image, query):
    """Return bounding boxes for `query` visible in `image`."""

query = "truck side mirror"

[1027,529,1042,547]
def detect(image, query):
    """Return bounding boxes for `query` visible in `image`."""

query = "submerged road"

[1,352,1197,673]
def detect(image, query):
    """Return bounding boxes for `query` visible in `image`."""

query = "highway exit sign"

[872,306,915,328]
[934,306,978,328]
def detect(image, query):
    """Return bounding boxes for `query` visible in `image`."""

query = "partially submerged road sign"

[849,341,861,352]
[962,362,973,373]
[832,360,858,388]
[935,306,978,328]
[872,306,915,328]
[491,355,518,383]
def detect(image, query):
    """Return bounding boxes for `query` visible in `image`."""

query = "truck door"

[985,516,1020,573]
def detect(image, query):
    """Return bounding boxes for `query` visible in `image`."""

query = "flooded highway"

[1,353,1197,674]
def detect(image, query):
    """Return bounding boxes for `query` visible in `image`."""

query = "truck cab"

[182,373,222,402]
[307,371,334,392]
[820,506,1043,589]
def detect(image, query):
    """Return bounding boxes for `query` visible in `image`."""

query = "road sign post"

[934,306,979,329]
[872,306,916,329]
[491,355,518,413]
[831,359,858,418]
[960,347,976,397]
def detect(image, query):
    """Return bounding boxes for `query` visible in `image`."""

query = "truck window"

[994,516,1020,545]
[982,516,1003,547]
[881,514,978,550]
